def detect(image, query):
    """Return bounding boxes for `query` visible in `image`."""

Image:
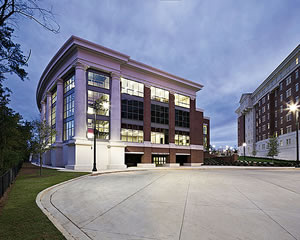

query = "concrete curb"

[36,174,91,240]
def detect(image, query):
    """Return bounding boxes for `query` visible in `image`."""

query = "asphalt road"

[46,169,300,240]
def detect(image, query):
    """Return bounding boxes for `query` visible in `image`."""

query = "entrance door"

[152,156,167,166]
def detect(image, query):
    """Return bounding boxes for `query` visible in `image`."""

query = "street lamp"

[92,97,110,172]
[288,103,299,167]
[242,142,247,160]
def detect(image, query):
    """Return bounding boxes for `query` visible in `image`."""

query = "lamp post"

[289,103,299,167]
[242,142,247,160]
[92,98,110,172]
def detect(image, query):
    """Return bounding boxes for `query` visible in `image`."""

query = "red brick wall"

[190,150,204,163]
[169,93,175,143]
[144,86,151,141]
[190,99,203,145]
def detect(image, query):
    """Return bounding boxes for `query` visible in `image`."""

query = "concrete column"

[74,61,88,140]
[41,100,46,122]
[110,72,121,141]
[46,92,52,126]
[55,79,64,143]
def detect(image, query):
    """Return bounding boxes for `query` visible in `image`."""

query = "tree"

[30,119,55,176]
[0,0,60,82]
[252,143,257,156]
[267,134,279,159]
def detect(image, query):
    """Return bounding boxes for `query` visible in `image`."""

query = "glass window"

[64,93,75,119]
[151,104,169,124]
[286,88,291,98]
[175,93,190,108]
[151,128,169,144]
[64,120,74,141]
[51,89,57,144]
[286,76,291,86]
[175,130,190,146]
[296,70,299,79]
[121,78,144,97]
[87,119,109,140]
[121,124,143,143]
[203,124,208,135]
[121,99,143,121]
[87,90,110,116]
[175,109,190,128]
[51,90,57,105]
[88,71,110,89]
[64,75,75,93]
[151,86,169,103]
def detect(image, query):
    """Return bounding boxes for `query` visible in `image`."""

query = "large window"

[121,99,143,121]
[121,124,143,143]
[64,120,74,141]
[151,128,169,144]
[87,119,109,140]
[175,131,190,146]
[203,124,208,135]
[175,93,190,108]
[151,104,169,124]
[175,109,190,128]
[64,93,75,119]
[121,78,144,97]
[151,86,169,103]
[64,75,75,93]
[88,71,110,89]
[64,74,75,141]
[87,90,110,116]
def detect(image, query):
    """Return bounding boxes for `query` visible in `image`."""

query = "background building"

[37,36,210,170]
[236,44,300,160]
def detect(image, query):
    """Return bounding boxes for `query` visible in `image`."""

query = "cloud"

[4,0,300,147]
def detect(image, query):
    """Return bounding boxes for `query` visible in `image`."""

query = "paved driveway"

[39,169,300,240]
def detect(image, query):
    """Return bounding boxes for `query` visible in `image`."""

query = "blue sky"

[5,0,300,148]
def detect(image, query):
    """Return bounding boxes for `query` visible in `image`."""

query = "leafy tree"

[267,134,279,158]
[30,119,55,176]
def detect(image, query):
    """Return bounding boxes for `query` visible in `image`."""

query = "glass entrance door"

[152,156,167,166]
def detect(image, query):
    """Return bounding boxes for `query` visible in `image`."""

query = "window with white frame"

[286,76,291,86]
[262,115,265,122]
[280,82,283,91]
[280,105,283,113]
[275,121,277,127]
[275,100,277,107]
[296,96,299,103]
[296,70,299,79]
[280,128,284,135]
[280,94,283,102]
[286,113,292,122]
[287,125,292,133]
[262,106,265,113]
[296,57,299,65]
[262,97,265,104]
[267,123,270,129]
[262,125,266,131]
[280,117,283,124]
[296,83,299,92]
[286,88,292,98]
[267,103,269,110]
[275,110,277,118]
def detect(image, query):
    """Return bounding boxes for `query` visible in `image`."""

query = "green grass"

[0,163,88,240]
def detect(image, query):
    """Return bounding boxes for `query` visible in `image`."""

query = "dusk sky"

[5,0,300,148]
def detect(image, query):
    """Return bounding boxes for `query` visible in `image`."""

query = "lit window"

[175,93,190,108]
[64,75,75,93]
[87,90,110,116]
[203,124,208,135]
[88,71,110,89]
[64,93,74,119]
[280,128,284,135]
[151,86,169,103]
[51,89,57,144]
[175,131,190,146]
[64,120,74,141]
[296,57,299,65]
[87,119,109,140]
[121,78,144,97]
[151,128,169,144]
[121,124,143,143]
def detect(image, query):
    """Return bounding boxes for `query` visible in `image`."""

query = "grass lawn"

[0,162,88,240]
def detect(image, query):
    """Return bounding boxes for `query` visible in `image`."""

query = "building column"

[74,61,88,140]
[46,92,52,126]
[110,72,121,141]
[107,72,126,169]
[168,92,177,165]
[41,100,46,122]
[55,79,64,143]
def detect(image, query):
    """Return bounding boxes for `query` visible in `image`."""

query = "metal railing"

[0,162,23,198]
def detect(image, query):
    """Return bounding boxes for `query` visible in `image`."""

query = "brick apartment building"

[236,44,300,160]
[36,36,210,170]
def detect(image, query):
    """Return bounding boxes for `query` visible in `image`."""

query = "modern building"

[236,44,300,160]
[36,36,210,170]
